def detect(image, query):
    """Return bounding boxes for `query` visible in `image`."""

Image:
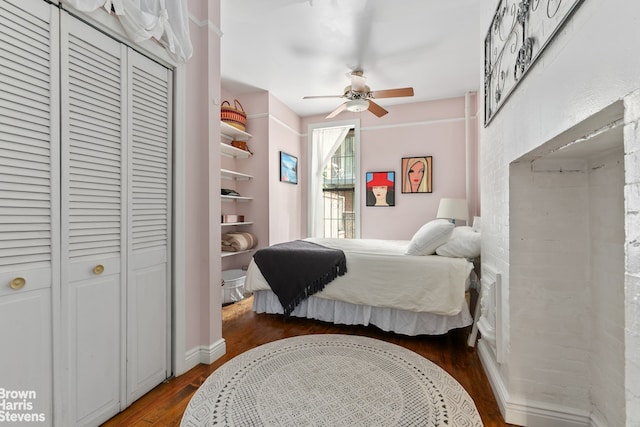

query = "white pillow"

[406,219,455,256]
[436,226,481,258]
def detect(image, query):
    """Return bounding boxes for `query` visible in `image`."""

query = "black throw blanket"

[253,240,347,317]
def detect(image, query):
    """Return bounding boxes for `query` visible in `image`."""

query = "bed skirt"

[252,290,473,336]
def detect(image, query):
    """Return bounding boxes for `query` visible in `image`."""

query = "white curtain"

[62,0,193,63]
[309,125,351,238]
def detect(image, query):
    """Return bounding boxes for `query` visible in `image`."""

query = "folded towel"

[222,232,258,252]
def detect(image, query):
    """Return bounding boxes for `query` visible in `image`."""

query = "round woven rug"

[181,334,483,426]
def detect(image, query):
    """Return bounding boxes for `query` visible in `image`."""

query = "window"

[308,120,360,239]
[322,130,355,238]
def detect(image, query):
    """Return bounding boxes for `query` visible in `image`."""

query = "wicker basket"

[220,99,247,131]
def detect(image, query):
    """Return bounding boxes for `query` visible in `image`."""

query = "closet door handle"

[10,277,26,290]
[93,265,105,275]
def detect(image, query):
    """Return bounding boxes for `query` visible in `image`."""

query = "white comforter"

[245,238,472,316]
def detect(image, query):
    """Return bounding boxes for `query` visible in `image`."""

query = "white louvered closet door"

[0,0,58,423]
[60,11,126,427]
[60,10,173,426]
[126,49,172,404]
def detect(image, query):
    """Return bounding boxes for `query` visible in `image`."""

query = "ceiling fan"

[303,70,414,118]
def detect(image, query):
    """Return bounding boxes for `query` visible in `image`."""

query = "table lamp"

[436,198,468,225]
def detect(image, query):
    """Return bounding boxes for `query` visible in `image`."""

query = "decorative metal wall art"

[484,0,585,125]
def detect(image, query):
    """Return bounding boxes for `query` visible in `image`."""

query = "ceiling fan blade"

[367,100,388,117]
[371,87,414,99]
[303,95,344,99]
[326,102,348,119]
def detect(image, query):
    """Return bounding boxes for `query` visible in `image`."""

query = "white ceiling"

[220,0,483,118]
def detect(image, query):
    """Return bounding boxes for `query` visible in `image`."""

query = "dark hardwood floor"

[103,295,517,426]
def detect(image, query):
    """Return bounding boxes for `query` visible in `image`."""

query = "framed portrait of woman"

[401,156,432,193]
[365,171,395,206]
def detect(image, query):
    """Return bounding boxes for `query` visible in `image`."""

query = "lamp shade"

[345,99,369,112]
[436,198,468,223]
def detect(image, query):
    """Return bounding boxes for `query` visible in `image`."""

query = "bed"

[244,220,480,336]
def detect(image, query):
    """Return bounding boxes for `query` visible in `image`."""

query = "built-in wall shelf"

[221,195,253,202]
[220,142,252,159]
[221,221,254,227]
[221,168,253,181]
[221,249,253,258]
[220,121,252,141]
[219,119,255,269]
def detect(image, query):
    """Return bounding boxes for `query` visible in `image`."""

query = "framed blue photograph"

[280,151,298,184]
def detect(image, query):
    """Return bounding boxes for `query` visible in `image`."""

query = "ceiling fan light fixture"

[345,99,369,112]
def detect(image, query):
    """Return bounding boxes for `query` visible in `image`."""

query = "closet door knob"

[10,277,26,290]
[93,265,105,275]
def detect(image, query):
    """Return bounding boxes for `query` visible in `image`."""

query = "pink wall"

[184,0,222,354]
[218,90,479,247]
[301,95,479,240]
[267,95,304,244]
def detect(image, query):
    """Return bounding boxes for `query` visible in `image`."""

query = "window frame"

[307,119,361,239]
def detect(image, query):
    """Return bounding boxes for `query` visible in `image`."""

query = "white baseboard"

[477,339,591,427]
[504,398,591,427]
[184,338,227,371]
[183,347,201,372]
[478,339,509,417]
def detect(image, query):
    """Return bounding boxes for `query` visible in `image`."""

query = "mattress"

[245,237,473,316]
